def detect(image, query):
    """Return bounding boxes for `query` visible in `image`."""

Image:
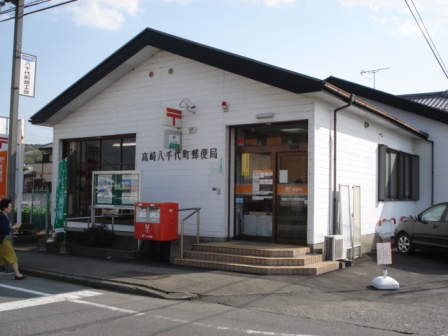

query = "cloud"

[161,0,296,6]
[62,0,297,29]
[338,0,404,12]
[338,0,448,36]
[399,21,422,36]
[68,0,140,30]
[252,0,295,6]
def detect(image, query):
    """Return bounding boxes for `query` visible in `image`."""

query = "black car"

[394,202,448,255]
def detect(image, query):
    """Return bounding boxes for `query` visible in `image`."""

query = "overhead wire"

[409,0,448,76]
[404,0,448,79]
[0,0,77,22]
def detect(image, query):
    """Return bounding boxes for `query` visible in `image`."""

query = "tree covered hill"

[24,144,44,165]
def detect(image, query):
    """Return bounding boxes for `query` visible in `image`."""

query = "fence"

[19,188,51,234]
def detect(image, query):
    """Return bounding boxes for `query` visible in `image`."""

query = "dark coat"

[0,212,11,244]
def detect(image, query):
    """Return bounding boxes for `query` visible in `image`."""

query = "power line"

[0,0,77,22]
[404,0,448,80]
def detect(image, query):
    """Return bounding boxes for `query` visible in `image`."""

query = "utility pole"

[6,0,24,225]
[360,67,390,89]
[2,0,76,214]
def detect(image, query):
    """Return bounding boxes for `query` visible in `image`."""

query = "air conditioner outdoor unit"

[324,235,346,261]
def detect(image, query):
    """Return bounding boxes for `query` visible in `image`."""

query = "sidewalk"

[7,245,448,302]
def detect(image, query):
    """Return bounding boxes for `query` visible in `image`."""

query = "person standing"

[0,198,25,280]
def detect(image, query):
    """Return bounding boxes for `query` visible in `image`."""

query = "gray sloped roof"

[399,91,448,111]
[325,77,448,125]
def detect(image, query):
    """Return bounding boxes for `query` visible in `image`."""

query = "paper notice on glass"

[279,170,288,183]
[253,175,260,192]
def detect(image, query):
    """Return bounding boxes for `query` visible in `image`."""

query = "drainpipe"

[332,94,355,235]
[426,139,434,205]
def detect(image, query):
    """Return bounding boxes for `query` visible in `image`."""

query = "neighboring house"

[25,143,53,192]
[29,28,447,255]
[400,90,448,111]
[23,168,36,193]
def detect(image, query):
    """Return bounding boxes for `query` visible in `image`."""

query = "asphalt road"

[201,250,448,336]
[0,275,421,336]
[5,246,448,335]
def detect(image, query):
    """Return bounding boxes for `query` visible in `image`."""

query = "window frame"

[378,144,419,201]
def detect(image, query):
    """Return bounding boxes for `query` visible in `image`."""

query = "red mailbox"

[134,202,179,241]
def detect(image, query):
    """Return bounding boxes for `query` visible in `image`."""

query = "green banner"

[54,159,67,232]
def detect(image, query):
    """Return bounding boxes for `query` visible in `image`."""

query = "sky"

[1,0,447,144]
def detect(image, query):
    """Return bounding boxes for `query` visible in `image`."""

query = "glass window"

[236,122,308,147]
[379,145,419,201]
[81,140,99,166]
[122,138,136,170]
[388,152,398,199]
[62,135,136,218]
[101,139,121,171]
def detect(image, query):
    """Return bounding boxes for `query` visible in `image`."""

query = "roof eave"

[30,28,323,126]
[322,82,429,140]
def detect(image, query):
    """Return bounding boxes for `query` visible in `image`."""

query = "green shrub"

[15,206,49,234]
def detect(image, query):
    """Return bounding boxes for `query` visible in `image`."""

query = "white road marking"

[152,314,318,336]
[0,283,50,296]
[0,286,141,316]
[70,299,139,314]
[0,290,102,312]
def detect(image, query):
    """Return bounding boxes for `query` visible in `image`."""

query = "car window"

[444,211,448,222]
[421,204,447,222]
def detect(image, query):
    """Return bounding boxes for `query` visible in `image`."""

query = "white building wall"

[50,50,433,247]
[52,51,315,238]
[312,99,427,246]
[311,102,332,244]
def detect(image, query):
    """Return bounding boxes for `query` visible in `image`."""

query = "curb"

[21,267,198,301]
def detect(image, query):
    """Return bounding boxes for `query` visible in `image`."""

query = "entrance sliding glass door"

[275,152,308,243]
[235,152,273,239]
[233,122,308,243]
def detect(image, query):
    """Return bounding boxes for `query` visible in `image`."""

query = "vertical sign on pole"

[19,53,37,98]
[54,159,67,234]
[0,136,8,200]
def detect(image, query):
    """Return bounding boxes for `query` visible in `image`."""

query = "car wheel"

[397,233,414,255]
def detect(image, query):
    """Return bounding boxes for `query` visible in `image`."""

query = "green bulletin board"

[92,170,141,208]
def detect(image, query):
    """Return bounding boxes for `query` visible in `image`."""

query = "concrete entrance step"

[191,242,311,257]
[183,250,323,266]
[174,242,341,275]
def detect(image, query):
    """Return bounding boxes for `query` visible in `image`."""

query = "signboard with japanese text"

[241,154,250,176]
[93,170,141,208]
[19,53,37,97]
[141,147,218,162]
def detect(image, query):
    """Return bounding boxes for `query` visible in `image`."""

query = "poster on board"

[96,174,113,204]
[93,171,140,208]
